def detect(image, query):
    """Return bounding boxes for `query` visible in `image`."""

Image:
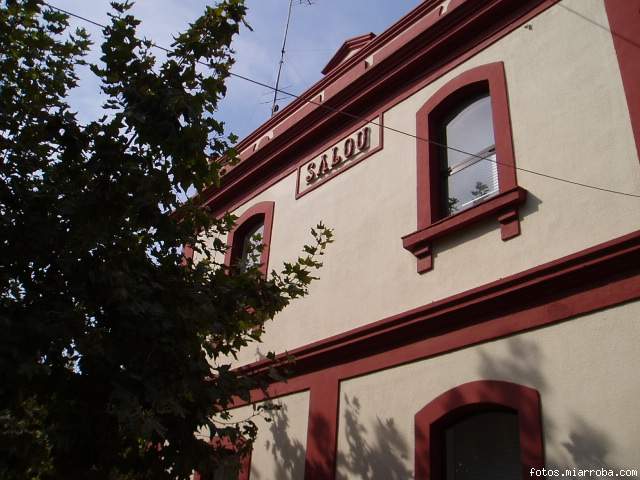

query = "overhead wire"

[41,1,640,200]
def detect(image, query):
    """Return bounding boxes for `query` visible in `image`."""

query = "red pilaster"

[605,0,640,162]
[304,372,340,479]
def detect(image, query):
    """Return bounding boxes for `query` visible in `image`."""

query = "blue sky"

[53,0,422,141]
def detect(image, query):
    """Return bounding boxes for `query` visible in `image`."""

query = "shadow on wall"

[255,335,628,478]
[337,395,413,480]
[476,336,625,473]
[305,410,333,479]
[250,403,305,480]
[477,336,549,392]
[434,190,542,259]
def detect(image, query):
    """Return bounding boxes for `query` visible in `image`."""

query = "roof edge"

[227,0,444,161]
[320,32,376,75]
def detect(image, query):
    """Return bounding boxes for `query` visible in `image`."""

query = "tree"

[0,1,332,478]
[471,181,490,199]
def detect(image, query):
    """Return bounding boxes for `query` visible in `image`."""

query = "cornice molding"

[200,0,557,215]
[321,32,376,76]
[239,229,640,381]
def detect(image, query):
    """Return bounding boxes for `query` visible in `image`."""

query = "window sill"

[402,186,527,273]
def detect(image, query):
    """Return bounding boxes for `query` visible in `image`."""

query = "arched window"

[443,409,520,480]
[236,218,265,273]
[403,62,527,273]
[439,94,498,216]
[414,380,544,480]
[224,201,275,276]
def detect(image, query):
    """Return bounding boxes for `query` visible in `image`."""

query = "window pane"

[445,411,521,480]
[239,221,264,272]
[444,95,494,169]
[445,150,498,214]
[441,95,498,216]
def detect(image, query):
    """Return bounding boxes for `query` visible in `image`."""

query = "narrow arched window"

[440,94,498,216]
[224,201,275,276]
[236,219,265,273]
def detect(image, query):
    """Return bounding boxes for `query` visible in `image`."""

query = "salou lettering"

[305,126,371,183]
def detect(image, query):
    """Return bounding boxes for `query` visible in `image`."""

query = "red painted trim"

[224,201,275,276]
[414,380,543,480]
[304,373,340,480]
[239,452,251,480]
[237,229,640,397]
[225,0,444,156]
[321,33,376,76]
[403,186,526,253]
[233,232,640,479]
[198,0,557,218]
[605,0,640,162]
[294,114,384,199]
[407,61,521,273]
[241,269,640,404]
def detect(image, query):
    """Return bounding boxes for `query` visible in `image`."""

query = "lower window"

[414,380,544,480]
[443,410,520,480]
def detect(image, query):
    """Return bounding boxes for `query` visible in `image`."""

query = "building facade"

[198,0,640,478]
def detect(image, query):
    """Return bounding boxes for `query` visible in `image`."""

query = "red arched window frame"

[414,380,544,480]
[224,201,275,276]
[403,62,527,273]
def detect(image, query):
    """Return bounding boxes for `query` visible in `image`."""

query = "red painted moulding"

[321,33,376,76]
[234,231,640,480]
[215,0,446,164]
[605,0,640,162]
[199,0,556,218]
[239,268,639,477]
[402,186,527,270]
[414,380,544,480]
[303,372,340,480]
[223,201,275,277]
[405,61,522,274]
[237,229,640,389]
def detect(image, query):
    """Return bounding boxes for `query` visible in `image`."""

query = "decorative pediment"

[321,32,376,75]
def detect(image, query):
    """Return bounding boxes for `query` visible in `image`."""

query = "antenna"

[271,0,314,116]
[272,0,293,116]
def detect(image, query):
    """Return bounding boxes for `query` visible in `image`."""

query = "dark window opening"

[234,218,265,273]
[443,410,521,480]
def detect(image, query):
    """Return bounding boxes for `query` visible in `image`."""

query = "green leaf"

[0,1,331,478]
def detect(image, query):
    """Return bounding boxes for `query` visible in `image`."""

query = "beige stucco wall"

[335,300,640,478]
[205,0,640,365]
[222,390,310,480]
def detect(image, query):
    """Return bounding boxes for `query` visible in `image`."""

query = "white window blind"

[442,95,499,215]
